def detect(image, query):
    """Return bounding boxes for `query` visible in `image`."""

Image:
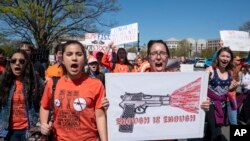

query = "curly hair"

[0,49,39,107]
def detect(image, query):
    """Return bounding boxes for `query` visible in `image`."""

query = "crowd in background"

[0,40,249,141]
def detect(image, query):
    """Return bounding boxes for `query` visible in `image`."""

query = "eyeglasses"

[10,59,26,65]
[149,51,168,58]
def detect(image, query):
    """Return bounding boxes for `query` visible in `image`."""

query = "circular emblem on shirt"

[73,98,86,111]
[54,99,60,107]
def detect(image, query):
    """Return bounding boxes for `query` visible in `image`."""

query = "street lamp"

[137,32,140,54]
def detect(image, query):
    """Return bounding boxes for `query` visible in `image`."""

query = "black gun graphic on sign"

[119,92,170,133]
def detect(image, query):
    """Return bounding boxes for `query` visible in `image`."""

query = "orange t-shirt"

[41,75,105,141]
[112,63,131,73]
[101,54,132,73]
[10,80,28,130]
[45,64,63,79]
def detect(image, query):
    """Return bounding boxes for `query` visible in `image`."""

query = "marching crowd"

[0,39,249,141]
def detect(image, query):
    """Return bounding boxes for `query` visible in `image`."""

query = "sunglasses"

[10,59,26,65]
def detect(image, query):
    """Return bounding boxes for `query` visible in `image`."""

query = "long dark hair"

[0,49,38,107]
[211,47,234,72]
[113,48,133,71]
[116,48,130,64]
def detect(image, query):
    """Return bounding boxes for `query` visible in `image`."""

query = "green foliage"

[126,47,137,53]
[201,48,216,58]
[0,44,15,57]
[174,39,191,57]
[0,0,119,49]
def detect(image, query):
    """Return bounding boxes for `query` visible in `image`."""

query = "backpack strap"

[48,77,60,122]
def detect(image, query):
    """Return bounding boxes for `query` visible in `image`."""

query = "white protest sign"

[49,55,55,62]
[110,23,138,45]
[220,30,250,51]
[81,33,111,52]
[127,52,137,61]
[180,64,194,72]
[106,72,209,141]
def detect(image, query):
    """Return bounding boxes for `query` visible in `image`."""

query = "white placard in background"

[220,30,250,51]
[180,64,194,72]
[110,23,138,45]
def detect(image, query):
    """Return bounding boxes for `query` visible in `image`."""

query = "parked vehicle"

[195,60,205,68]
[186,59,196,65]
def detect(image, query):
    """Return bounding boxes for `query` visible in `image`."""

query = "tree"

[175,39,190,57]
[239,21,250,32]
[0,0,119,49]
[201,47,215,58]
[126,46,137,53]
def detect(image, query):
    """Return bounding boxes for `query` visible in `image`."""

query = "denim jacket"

[0,78,44,137]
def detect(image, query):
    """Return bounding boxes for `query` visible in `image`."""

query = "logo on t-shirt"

[54,99,60,107]
[73,98,87,111]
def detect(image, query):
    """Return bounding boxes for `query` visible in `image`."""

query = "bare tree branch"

[0,0,119,49]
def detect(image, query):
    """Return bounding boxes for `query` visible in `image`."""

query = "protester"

[133,54,143,72]
[87,56,105,85]
[102,44,134,72]
[103,40,209,141]
[238,64,250,124]
[0,49,44,141]
[227,56,241,125]
[40,40,107,141]
[204,47,237,141]
[180,56,187,64]
[0,48,6,75]
[19,41,45,80]
[45,44,63,81]
[96,51,110,73]
[146,40,209,103]
[147,40,210,141]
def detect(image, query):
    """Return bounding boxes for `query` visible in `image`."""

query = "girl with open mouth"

[40,40,107,141]
[205,47,236,141]
[0,49,43,141]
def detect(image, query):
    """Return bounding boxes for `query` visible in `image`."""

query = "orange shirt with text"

[10,80,28,130]
[41,75,105,141]
[101,54,132,73]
